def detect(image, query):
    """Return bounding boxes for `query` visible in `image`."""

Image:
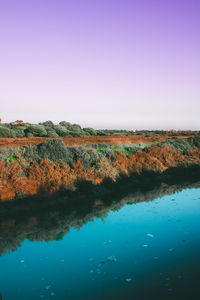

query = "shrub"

[83,128,97,136]
[12,126,26,137]
[40,120,54,126]
[188,136,200,148]
[25,125,47,137]
[0,123,11,128]
[161,139,192,152]
[35,139,73,164]
[71,124,82,130]
[0,126,15,137]
[22,145,41,161]
[98,147,114,159]
[0,147,22,161]
[68,131,82,137]
[59,121,72,127]
[69,145,102,169]
[96,130,110,136]
[26,132,34,137]
[53,125,70,137]
[45,127,58,137]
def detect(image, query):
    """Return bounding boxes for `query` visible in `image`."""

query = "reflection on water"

[0,181,200,299]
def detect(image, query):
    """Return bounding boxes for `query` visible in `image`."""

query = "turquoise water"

[0,187,200,299]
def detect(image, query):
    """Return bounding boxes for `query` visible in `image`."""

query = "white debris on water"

[147,233,154,238]
[20,260,25,263]
[107,255,117,262]
[143,244,148,247]
[45,285,51,290]
[126,278,132,282]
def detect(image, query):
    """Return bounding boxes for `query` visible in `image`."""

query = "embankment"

[0,135,200,202]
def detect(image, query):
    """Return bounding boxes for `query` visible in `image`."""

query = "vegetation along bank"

[0,131,200,201]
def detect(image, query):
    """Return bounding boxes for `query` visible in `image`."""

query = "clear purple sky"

[0,0,199,129]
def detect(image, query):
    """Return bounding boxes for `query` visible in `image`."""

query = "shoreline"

[0,134,200,202]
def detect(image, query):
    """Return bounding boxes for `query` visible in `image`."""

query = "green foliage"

[96,130,111,136]
[40,120,54,126]
[70,124,82,130]
[8,156,15,162]
[12,126,26,137]
[45,127,58,137]
[0,126,15,137]
[36,139,73,164]
[188,136,200,148]
[83,128,97,136]
[161,139,193,152]
[23,145,41,161]
[0,147,21,161]
[53,125,70,137]
[96,143,149,157]
[25,124,47,137]
[59,121,72,127]
[67,130,83,137]
[69,145,102,169]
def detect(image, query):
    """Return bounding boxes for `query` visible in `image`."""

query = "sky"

[0,0,199,130]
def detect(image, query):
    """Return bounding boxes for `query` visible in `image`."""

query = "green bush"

[40,120,54,126]
[53,125,70,137]
[59,121,72,127]
[188,136,200,148]
[36,139,73,164]
[96,130,110,136]
[25,125,47,137]
[69,145,102,169]
[68,131,82,137]
[45,127,58,137]
[71,124,82,130]
[0,126,15,137]
[161,139,193,152]
[83,128,97,136]
[0,147,21,160]
[12,126,26,137]
[22,145,41,161]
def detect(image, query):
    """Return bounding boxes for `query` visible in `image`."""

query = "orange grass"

[1,146,200,201]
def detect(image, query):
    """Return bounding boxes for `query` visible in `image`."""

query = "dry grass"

[1,145,200,201]
[0,133,191,149]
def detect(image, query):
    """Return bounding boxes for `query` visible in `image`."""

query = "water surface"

[0,186,200,299]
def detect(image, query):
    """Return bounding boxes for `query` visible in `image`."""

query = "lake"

[0,184,200,299]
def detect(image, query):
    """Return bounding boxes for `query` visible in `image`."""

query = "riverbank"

[0,134,200,202]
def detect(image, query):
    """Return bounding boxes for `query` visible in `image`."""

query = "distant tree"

[40,120,54,126]
[83,128,97,136]
[59,121,72,127]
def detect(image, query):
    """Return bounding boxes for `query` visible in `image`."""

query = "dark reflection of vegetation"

[0,165,200,256]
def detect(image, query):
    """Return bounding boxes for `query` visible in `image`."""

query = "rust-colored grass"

[0,134,191,149]
[1,145,200,201]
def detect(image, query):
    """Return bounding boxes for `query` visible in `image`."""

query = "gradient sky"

[0,0,199,129]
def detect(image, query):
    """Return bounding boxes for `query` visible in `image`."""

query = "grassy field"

[0,132,194,149]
